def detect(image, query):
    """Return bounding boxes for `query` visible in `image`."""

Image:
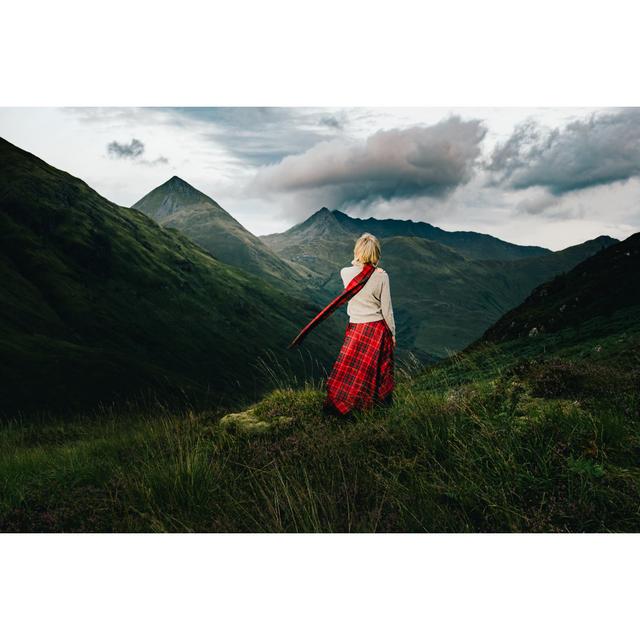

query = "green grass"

[2,343,638,532]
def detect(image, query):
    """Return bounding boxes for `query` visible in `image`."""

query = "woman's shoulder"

[341,264,388,277]
[340,265,359,283]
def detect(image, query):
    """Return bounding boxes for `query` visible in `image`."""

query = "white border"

[1,533,638,639]
[1,1,638,637]
[2,0,640,106]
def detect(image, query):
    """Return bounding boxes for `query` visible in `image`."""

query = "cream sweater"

[340,263,396,337]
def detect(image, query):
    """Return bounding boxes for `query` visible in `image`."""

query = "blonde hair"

[352,233,381,266]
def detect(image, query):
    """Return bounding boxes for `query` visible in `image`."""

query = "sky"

[1,106,639,250]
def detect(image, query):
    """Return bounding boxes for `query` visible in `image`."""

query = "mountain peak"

[133,176,218,222]
[309,206,353,222]
[160,175,204,195]
[308,206,335,219]
[296,206,348,235]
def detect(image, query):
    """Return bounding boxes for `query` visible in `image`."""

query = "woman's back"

[340,265,396,337]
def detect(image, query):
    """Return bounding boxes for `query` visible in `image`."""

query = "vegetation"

[2,323,637,532]
[0,138,637,533]
[0,137,342,415]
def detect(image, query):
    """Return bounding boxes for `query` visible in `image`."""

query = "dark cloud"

[106,138,168,166]
[107,138,145,158]
[319,115,344,130]
[139,155,169,166]
[251,116,487,207]
[488,108,640,194]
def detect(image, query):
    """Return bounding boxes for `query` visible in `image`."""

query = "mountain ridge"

[133,177,314,289]
[262,206,554,263]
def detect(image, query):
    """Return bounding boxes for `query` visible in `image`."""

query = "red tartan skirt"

[323,319,394,415]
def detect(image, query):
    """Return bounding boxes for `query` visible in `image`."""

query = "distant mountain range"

[132,189,613,360]
[0,138,338,415]
[131,186,618,359]
[262,206,550,269]
[261,207,618,358]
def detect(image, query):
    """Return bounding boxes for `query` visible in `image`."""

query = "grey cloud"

[139,155,169,166]
[160,107,352,166]
[319,115,344,130]
[251,116,487,208]
[107,138,145,158]
[488,108,640,194]
[515,191,556,215]
[106,138,168,166]
[515,190,576,218]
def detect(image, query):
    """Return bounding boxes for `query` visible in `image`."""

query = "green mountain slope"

[380,235,617,358]
[262,207,551,267]
[482,231,640,344]
[0,138,336,415]
[133,177,313,288]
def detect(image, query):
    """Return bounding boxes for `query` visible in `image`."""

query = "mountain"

[482,231,640,344]
[262,207,618,358]
[0,138,338,415]
[369,234,616,358]
[261,207,551,272]
[133,177,312,288]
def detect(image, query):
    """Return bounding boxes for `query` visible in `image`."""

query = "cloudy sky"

[1,106,639,249]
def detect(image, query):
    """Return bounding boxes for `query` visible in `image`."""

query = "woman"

[324,233,396,415]
[289,232,396,416]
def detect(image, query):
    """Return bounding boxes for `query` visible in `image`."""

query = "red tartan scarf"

[289,263,376,348]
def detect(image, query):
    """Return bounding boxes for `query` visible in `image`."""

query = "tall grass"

[1,346,638,532]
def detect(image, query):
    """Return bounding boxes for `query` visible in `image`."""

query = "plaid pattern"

[324,319,394,415]
[289,263,375,348]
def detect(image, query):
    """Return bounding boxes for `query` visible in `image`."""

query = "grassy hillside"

[1,218,637,532]
[483,232,640,342]
[0,137,340,415]
[133,177,314,289]
[2,329,637,532]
